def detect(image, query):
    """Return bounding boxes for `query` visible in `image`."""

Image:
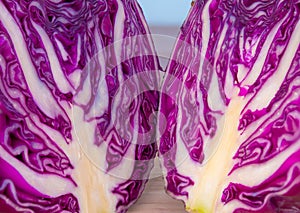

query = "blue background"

[137,0,191,26]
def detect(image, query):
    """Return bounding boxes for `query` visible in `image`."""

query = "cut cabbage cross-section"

[159,0,300,212]
[0,0,160,212]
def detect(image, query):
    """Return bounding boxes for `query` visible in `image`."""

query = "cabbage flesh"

[0,0,159,212]
[159,0,300,212]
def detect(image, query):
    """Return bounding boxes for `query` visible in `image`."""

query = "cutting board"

[127,177,187,213]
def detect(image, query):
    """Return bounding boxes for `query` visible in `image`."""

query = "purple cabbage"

[159,0,300,212]
[0,0,160,212]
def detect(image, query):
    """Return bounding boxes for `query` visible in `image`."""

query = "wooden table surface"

[127,177,187,213]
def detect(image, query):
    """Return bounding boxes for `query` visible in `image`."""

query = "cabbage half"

[0,0,160,212]
[159,0,300,212]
